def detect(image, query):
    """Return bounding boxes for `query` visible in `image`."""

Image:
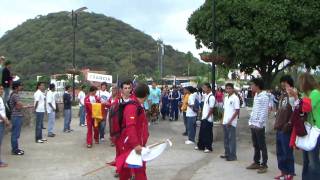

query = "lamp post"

[212,0,216,93]
[71,7,87,101]
[157,39,164,85]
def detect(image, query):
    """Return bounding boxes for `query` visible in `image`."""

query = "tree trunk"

[259,70,274,90]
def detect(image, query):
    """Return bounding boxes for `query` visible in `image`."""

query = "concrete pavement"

[0,108,302,180]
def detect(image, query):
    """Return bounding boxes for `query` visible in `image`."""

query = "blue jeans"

[11,116,23,152]
[0,122,4,162]
[79,106,85,125]
[99,120,106,139]
[302,135,320,180]
[223,125,237,160]
[47,112,56,134]
[35,112,44,141]
[187,116,197,142]
[276,131,295,175]
[64,109,72,131]
[183,112,187,133]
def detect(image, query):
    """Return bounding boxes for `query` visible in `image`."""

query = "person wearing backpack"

[195,83,215,153]
[289,73,320,180]
[0,84,11,167]
[116,83,150,180]
[185,86,198,145]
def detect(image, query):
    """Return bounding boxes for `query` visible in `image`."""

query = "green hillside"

[0,11,208,82]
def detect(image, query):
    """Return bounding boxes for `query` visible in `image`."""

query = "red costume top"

[114,96,149,173]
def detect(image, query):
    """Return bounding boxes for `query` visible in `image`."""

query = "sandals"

[0,161,8,168]
[87,144,92,148]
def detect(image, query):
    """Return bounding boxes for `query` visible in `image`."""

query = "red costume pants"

[119,165,147,180]
[86,117,99,145]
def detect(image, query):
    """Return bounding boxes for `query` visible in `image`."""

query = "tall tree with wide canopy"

[187,0,320,87]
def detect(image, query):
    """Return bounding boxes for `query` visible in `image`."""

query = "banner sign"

[87,72,112,83]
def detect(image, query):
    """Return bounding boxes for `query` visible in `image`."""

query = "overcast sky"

[0,0,207,58]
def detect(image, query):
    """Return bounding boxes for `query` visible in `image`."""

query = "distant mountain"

[0,11,208,82]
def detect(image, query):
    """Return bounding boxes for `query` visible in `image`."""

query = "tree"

[0,11,207,83]
[187,0,320,87]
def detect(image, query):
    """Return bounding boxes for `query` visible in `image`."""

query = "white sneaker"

[100,138,105,142]
[194,146,199,150]
[185,140,195,145]
[204,149,211,153]
[36,140,44,143]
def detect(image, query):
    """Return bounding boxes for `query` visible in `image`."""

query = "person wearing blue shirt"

[148,82,161,123]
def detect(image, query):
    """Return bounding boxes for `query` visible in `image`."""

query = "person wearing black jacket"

[63,85,73,133]
[2,61,12,102]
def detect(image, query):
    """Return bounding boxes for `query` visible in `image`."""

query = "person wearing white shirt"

[221,83,240,161]
[34,82,47,143]
[0,85,11,167]
[246,78,270,174]
[47,84,56,137]
[185,86,198,145]
[96,82,111,142]
[78,85,86,127]
[195,83,215,153]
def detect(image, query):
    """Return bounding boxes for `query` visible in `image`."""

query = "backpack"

[291,100,307,136]
[5,93,13,120]
[108,99,143,139]
[192,97,200,113]
[207,94,214,105]
[236,93,243,107]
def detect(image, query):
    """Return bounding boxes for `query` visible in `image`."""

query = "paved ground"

[0,108,302,180]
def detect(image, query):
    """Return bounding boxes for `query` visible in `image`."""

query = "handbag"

[295,112,320,151]
[291,99,308,136]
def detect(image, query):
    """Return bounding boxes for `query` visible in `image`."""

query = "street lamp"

[212,0,216,93]
[157,39,164,85]
[71,7,87,101]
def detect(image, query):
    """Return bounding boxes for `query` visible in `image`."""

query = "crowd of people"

[0,54,319,180]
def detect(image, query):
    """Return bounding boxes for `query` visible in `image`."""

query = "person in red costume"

[116,83,150,180]
[85,86,101,148]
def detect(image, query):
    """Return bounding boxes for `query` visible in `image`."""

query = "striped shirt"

[249,91,269,128]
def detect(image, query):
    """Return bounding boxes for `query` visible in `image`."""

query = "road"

[0,108,302,180]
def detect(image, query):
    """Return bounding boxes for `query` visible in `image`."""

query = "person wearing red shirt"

[215,87,224,108]
[85,86,101,148]
[116,83,150,180]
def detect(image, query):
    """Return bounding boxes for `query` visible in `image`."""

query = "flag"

[92,103,105,127]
